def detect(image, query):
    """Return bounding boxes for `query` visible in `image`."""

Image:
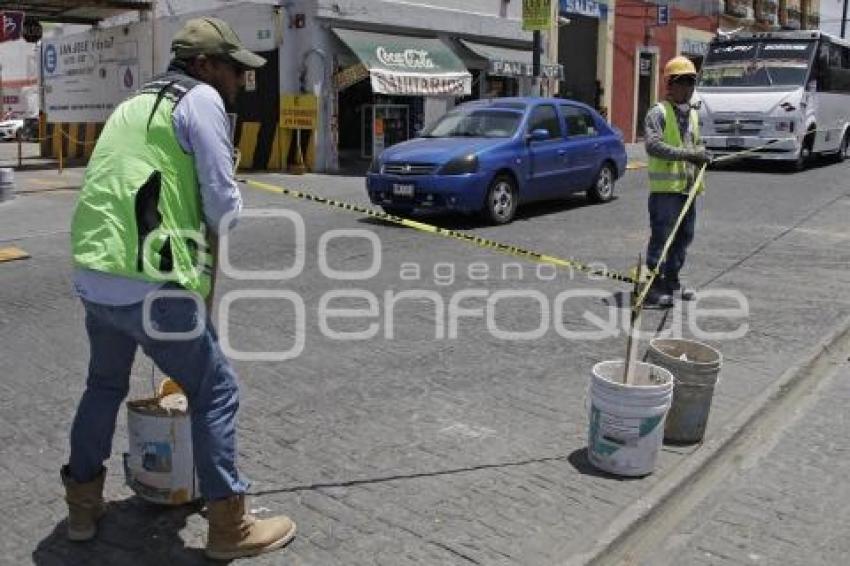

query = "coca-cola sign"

[376,47,436,70]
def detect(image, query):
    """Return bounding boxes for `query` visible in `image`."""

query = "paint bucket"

[587,361,674,477]
[123,380,199,505]
[0,168,14,202]
[647,339,723,444]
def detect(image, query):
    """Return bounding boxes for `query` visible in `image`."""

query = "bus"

[696,31,850,170]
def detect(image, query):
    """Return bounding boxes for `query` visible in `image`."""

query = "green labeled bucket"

[647,338,723,444]
[587,361,674,477]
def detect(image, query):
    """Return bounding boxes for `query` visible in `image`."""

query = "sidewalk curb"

[565,316,850,566]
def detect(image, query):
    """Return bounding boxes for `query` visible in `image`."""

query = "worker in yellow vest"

[644,56,712,307]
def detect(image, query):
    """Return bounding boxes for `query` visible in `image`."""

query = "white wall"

[0,40,40,115]
[316,0,529,41]
[42,2,279,122]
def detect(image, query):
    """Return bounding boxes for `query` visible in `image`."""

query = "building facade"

[38,0,558,172]
[0,38,39,118]
[606,0,826,142]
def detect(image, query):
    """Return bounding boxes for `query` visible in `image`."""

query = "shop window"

[561,105,598,137]
[527,104,562,138]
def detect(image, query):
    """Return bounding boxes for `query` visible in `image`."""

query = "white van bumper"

[703,136,799,160]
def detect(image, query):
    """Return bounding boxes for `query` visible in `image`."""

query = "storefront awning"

[332,28,471,96]
[460,39,564,80]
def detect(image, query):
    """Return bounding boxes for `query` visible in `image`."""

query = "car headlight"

[368,158,382,174]
[439,154,478,175]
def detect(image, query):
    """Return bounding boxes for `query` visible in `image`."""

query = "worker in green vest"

[62,18,296,560]
[644,56,712,307]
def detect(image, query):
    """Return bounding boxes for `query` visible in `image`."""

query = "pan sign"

[0,11,24,43]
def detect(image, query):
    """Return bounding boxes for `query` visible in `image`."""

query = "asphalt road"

[1,153,849,565]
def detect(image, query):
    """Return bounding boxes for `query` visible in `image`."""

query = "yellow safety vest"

[647,101,705,194]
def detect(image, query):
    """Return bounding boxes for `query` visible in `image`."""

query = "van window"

[527,104,562,139]
[816,39,850,93]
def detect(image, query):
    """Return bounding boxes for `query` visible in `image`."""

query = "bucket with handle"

[123,379,200,505]
[647,338,722,444]
[587,360,674,477]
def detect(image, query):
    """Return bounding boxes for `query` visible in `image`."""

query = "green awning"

[460,39,564,80]
[333,28,471,96]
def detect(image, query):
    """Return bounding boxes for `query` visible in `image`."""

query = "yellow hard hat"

[664,56,697,79]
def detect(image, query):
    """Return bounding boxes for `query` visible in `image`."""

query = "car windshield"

[698,40,816,88]
[421,109,522,138]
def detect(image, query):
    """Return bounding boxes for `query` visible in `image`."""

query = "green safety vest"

[71,73,213,298]
[647,101,705,195]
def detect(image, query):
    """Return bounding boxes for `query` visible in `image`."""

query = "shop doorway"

[558,15,599,108]
[635,50,657,140]
[233,49,280,169]
[336,79,425,171]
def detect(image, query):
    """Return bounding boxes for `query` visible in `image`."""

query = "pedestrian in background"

[643,56,712,307]
[64,17,295,560]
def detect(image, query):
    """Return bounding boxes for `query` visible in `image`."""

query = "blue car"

[366,97,627,224]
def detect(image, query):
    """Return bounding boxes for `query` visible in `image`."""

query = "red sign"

[0,11,25,43]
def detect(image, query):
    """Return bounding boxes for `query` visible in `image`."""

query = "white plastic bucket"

[587,360,674,477]
[123,397,200,505]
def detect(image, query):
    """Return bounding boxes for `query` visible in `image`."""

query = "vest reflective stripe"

[71,73,213,298]
[648,101,705,194]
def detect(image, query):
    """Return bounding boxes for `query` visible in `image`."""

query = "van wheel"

[833,131,849,163]
[793,131,815,171]
[482,174,517,225]
[587,162,616,203]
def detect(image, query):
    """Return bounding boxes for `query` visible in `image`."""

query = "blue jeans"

[646,193,696,283]
[68,292,248,500]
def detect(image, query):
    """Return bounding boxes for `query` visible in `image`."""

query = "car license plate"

[392,183,415,198]
[726,137,745,148]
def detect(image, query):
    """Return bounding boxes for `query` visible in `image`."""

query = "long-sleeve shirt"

[73,82,242,306]
[644,102,700,189]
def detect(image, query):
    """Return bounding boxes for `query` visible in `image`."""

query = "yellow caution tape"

[0,246,30,263]
[242,178,639,285]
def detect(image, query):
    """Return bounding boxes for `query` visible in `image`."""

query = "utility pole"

[532,30,542,96]
[842,0,848,39]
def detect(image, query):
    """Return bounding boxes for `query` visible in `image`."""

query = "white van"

[696,31,850,170]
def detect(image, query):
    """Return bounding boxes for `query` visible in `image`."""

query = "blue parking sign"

[44,43,57,74]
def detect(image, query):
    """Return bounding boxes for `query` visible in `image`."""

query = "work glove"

[685,147,712,166]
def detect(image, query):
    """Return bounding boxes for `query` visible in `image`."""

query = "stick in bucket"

[623,254,642,385]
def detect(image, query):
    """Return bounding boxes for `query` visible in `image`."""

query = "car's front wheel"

[587,162,616,203]
[482,174,517,225]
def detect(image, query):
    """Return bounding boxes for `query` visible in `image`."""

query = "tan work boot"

[205,494,296,560]
[60,465,106,542]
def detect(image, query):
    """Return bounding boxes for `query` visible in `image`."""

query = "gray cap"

[171,17,266,69]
